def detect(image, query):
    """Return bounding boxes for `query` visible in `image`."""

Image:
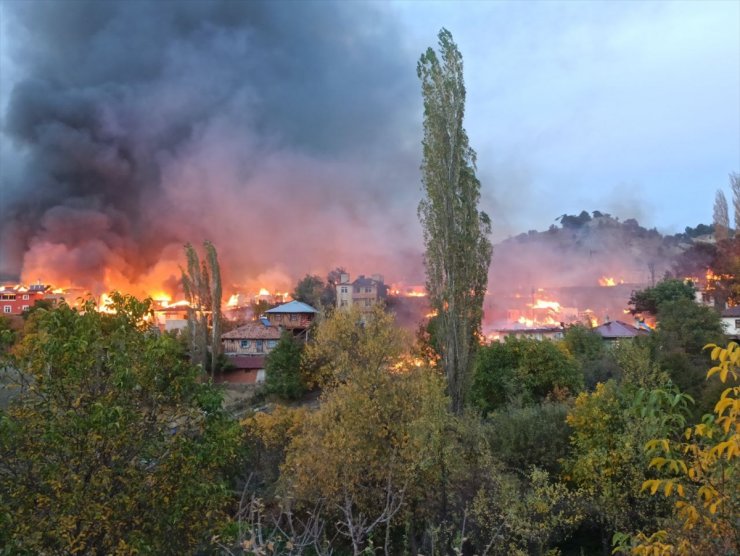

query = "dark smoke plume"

[1,0,423,293]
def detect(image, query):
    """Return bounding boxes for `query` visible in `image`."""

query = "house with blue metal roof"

[264,300,318,336]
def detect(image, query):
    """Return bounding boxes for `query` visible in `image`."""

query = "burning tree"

[417,29,492,413]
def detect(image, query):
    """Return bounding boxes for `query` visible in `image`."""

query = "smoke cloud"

[1,0,423,294]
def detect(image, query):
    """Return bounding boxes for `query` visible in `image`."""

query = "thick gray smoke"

[0,0,423,293]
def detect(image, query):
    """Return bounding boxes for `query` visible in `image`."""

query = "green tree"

[628,278,697,316]
[617,343,740,555]
[471,337,582,414]
[564,324,620,388]
[292,274,325,310]
[611,338,666,390]
[486,401,572,474]
[0,315,14,356]
[417,29,492,413]
[650,298,726,412]
[264,331,306,400]
[563,381,688,553]
[0,295,242,553]
[20,298,55,320]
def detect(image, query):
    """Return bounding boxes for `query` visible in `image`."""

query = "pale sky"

[390,0,740,237]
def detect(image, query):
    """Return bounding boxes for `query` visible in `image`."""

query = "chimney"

[340,272,350,284]
[371,273,384,284]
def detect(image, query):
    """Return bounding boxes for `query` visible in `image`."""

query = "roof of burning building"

[222,322,281,340]
[594,320,649,339]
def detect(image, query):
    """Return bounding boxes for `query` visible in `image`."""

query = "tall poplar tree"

[417,29,492,413]
[204,241,222,374]
[181,241,222,377]
[713,189,730,241]
[730,172,740,237]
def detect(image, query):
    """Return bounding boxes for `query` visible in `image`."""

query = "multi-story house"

[222,320,282,356]
[264,300,318,337]
[219,301,318,385]
[335,273,388,315]
[220,319,283,385]
[0,283,53,316]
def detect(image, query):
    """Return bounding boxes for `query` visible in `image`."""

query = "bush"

[264,332,305,400]
[487,401,572,474]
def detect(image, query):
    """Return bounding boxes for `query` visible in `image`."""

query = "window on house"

[22,294,29,300]
[256,340,264,352]
[365,299,372,307]
[290,314,299,321]
[1,294,15,301]
[267,340,278,349]
[3,306,10,314]
[735,319,740,329]
[240,340,250,349]
[273,314,282,322]
[22,305,29,311]
[365,287,372,293]
[341,286,348,294]
[340,300,348,307]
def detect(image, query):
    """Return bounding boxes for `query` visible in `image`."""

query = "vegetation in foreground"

[0,284,736,555]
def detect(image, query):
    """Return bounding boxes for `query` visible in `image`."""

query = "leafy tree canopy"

[618,343,740,555]
[471,337,582,414]
[628,278,697,316]
[558,210,592,229]
[292,267,347,312]
[650,298,727,411]
[418,28,491,413]
[302,304,406,389]
[292,274,325,310]
[264,331,305,400]
[0,294,242,553]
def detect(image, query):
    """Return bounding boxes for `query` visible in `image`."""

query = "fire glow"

[598,276,624,287]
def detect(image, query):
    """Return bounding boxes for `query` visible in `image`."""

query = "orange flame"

[531,299,561,312]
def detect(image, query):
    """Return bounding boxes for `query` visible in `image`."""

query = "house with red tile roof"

[222,320,282,356]
[220,320,283,385]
